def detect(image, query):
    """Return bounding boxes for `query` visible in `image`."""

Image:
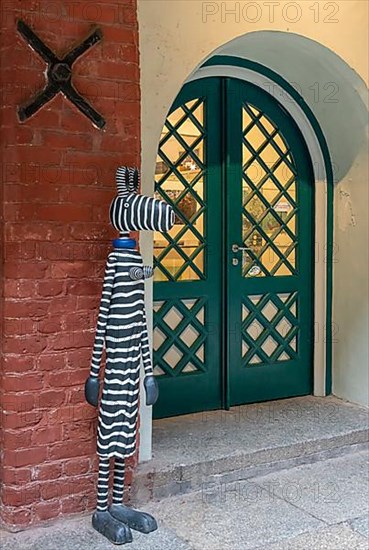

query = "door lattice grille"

[241,292,299,366]
[154,98,206,281]
[242,102,298,278]
[153,298,207,377]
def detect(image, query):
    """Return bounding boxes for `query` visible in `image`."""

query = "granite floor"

[1,449,368,550]
[150,396,369,470]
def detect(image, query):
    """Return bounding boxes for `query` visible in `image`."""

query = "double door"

[152,77,314,419]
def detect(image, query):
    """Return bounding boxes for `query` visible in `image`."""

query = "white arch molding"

[139,64,329,462]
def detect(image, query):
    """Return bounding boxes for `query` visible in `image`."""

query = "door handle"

[232,244,252,253]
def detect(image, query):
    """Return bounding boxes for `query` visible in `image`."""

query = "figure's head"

[110,167,175,233]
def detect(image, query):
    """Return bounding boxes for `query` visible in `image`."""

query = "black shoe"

[109,504,158,534]
[92,510,133,545]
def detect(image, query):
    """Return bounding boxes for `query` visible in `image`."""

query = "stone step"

[131,396,368,504]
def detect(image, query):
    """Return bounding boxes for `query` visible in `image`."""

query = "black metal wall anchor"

[17,20,106,129]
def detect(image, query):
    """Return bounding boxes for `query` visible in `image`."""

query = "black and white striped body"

[90,249,152,459]
[87,167,174,536]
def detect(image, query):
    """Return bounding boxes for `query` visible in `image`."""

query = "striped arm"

[129,266,153,281]
[90,254,117,378]
[141,308,153,377]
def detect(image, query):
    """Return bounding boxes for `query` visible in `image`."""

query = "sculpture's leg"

[109,457,158,534]
[112,456,126,505]
[92,457,133,545]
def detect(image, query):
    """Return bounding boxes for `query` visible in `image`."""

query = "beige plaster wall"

[137,0,369,409]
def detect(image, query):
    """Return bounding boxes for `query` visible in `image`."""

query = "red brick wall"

[0,1,140,529]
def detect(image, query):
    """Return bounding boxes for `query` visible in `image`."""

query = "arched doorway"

[152,76,315,418]
[138,27,367,460]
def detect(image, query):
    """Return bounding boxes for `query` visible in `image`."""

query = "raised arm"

[85,253,116,406]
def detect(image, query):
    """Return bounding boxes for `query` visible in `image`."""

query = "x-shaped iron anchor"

[17,20,106,129]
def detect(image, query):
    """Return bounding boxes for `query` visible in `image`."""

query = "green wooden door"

[225,79,314,406]
[153,78,314,418]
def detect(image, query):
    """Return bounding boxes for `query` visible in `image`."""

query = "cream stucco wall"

[137,0,369,444]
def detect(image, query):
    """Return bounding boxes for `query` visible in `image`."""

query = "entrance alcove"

[139,31,368,466]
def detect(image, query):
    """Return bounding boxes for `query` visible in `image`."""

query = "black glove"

[144,375,159,406]
[85,376,100,407]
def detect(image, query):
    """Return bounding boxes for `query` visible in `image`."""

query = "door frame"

[139,59,333,462]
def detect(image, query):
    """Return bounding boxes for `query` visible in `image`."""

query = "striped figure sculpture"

[85,166,174,545]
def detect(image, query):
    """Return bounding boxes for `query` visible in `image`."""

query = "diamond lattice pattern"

[242,103,298,278]
[242,292,298,366]
[154,99,206,282]
[153,298,206,377]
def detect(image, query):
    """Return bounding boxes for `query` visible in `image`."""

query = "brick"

[68,223,113,241]
[2,410,44,430]
[61,106,101,133]
[31,463,63,482]
[31,426,63,446]
[37,354,65,372]
[31,462,63,481]
[100,134,132,153]
[66,387,86,405]
[104,26,137,44]
[3,429,33,449]
[40,480,67,501]
[48,331,93,351]
[0,507,33,529]
[63,420,95,442]
[3,318,37,336]
[4,336,47,355]
[63,458,90,477]
[26,107,61,128]
[47,404,97,425]
[4,241,37,260]
[2,485,41,507]
[48,440,93,461]
[5,222,65,241]
[40,130,93,150]
[47,369,88,388]
[37,204,92,222]
[61,493,89,514]
[33,500,61,522]
[3,300,49,318]
[51,261,96,279]
[5,146,62,165]
[63,312,95,332]
[2,374,44,392]
[78,60,139,82]
[2,393,35,414]
[38,242,109,261]
[2,467,32,485]
[66,280,102,296]
[62,151,123,171]
[37,315,63,334]
[99,43,138,64]
[16,126,37,144]
[3,354,36,373]
[4,183,63,204]
[63,186,114,205]
[3,280,37,298]
[4,447,48,468]
[4,261,49,279]
[36,390,66,409]
[74,2,134,25]
[45,295,78,313]
[77,295,100,311]
[37,280,64,297]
